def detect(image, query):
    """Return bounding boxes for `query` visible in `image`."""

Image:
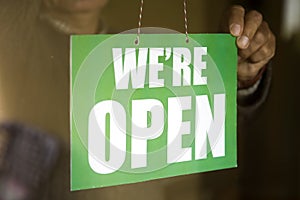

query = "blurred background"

[0,0,299,199]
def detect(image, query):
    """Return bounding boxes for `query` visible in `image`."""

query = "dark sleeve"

[237,65,272,119]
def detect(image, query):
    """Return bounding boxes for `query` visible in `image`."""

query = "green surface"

[71,34,237,191]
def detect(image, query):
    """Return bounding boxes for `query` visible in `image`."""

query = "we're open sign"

[71,33,237,191]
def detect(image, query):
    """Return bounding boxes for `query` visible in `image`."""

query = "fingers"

[237,10,263,49]
[238,21,270,59]
[228,5,245,37]
[226,5,276,86]
[238,34,275,82]
[237,23,275,82]
[249,34,276,63]
[238,21,275,63]
[227,6,264,49]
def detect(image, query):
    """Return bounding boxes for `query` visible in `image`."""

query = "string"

[135,0,189,44]
[183,0,189,43]
[135,0,144,45]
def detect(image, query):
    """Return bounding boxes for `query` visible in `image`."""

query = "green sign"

[71,34,237,191]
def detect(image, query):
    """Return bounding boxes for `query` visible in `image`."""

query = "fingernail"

[230,24,241,36]
[238,36,249,48]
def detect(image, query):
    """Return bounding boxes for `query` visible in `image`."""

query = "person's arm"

[237,63,272,118]
[222,5,276,116]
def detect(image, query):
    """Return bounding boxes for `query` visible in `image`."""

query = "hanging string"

[135,0,189,44]
[183,0,189,43]
[135,0,144,45]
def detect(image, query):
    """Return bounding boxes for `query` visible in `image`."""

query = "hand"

[222,5,276,88]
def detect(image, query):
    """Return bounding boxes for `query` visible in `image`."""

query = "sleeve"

[237,64,272,119]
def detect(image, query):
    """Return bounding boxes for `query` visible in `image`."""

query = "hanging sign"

[71,33,237,191]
